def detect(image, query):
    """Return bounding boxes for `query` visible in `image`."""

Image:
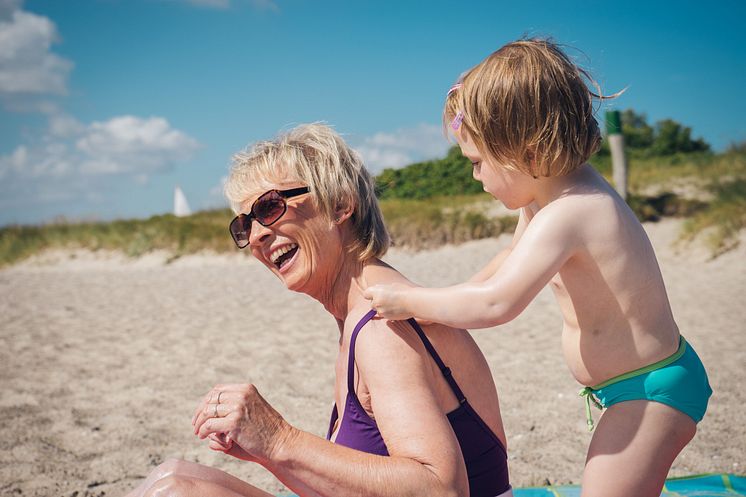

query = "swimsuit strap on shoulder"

[406,318,467,403]
[347,309,379,394]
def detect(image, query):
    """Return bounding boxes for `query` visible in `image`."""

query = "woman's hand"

[363,283,415,320]
[192,384,294,464]
[207,433,262,461]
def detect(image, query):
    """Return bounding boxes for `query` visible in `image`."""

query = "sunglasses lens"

[230,215,250,248]
[253,191,286,225]
[229,190,298,249]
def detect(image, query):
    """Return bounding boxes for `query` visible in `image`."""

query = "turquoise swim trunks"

[579,336,712,430]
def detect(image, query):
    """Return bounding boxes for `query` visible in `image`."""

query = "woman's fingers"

[191,388,223,425]
[191,386,244,427]
[208,439,228,452]
[191,391,213,426]
[208,433,233,451]
[197,415,235,440]
[191,383,289,463]
[193,402,235,435]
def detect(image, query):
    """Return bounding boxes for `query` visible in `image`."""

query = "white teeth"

[269,243,298,264]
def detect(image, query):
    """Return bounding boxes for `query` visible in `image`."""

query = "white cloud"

[0,143,26,180]
[49,113,84,138]
[76,115,200,175]
[0,0,22,21]
[353,123,450,174]
[0,6,72,101]
[0,114,201,205]
[0,3,206,224]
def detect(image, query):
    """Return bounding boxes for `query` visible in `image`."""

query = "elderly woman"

[126,124,512,497]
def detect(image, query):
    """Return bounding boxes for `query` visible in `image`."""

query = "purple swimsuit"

[326,310,511,497]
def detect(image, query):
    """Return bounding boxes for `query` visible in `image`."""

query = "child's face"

[455,129,534,209]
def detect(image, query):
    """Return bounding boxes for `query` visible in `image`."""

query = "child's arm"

[364,205,578,328]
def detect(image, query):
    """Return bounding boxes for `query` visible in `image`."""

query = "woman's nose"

[248,220,272,246]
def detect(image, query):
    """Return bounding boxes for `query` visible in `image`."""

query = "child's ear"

[333,202,354,225]
[525,148,539,178]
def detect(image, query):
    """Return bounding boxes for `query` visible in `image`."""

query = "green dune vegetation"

[1,110,744,267]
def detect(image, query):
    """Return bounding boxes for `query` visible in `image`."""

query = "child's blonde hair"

[445,38,604,177]
[224,123,390,261]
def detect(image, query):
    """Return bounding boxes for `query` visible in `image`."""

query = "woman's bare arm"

[267,317,466,497]
[195,318,466,497]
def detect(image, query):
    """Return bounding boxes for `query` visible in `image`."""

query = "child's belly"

[561,324,681,386]
[562,328,616,386]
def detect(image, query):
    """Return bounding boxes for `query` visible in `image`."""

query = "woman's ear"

[333,202,354,225]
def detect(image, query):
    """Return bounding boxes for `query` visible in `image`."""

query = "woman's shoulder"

[343,307,430,371]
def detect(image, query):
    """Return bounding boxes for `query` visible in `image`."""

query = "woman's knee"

[142,458,182,481]
[142,474,198,497]
[150,458,193,480]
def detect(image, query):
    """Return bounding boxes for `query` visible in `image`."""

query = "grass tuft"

[680,178,746,256]
[381,195,517,249]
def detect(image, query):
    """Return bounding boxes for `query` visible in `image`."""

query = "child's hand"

[363,283,413,320]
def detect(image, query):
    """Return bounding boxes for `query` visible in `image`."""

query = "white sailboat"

[174,185,191,217]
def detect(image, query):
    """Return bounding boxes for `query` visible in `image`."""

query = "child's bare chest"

[549,258,619,331]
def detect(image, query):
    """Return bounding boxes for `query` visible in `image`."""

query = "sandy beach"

[1,218,744,497]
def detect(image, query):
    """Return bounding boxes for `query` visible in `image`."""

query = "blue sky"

[1,0,744,226]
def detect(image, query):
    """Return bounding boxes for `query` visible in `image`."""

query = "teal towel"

[512,473,746,496]
[277,473,746,497]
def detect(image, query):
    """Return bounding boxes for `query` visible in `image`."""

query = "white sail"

[174,186,191,217]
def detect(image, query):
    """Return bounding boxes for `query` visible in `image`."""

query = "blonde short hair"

[224,123,390,261]
[444,38,603,177]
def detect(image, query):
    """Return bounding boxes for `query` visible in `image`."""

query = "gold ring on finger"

[213,404,219,418]
[216,391,222,404]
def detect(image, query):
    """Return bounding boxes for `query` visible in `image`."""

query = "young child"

[364,38,711,497]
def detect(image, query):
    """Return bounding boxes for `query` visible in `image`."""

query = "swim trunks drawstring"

[579,387,604,431]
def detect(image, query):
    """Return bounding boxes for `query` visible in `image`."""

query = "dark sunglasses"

[229,187,310,249]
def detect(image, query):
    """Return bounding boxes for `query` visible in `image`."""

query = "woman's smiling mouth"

[270,243,299,270]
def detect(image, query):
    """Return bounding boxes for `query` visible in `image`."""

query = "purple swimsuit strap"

[405,317,467,403]
[347,309,378,394]
[348,310,466,404]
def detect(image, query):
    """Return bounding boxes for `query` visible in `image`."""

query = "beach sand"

[1,219,744,496]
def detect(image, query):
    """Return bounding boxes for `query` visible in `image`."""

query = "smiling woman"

[222,124,390,296]
[225,124,390,262]
[124,123,513,497]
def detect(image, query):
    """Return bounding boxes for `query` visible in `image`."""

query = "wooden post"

[606,110,628,201]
